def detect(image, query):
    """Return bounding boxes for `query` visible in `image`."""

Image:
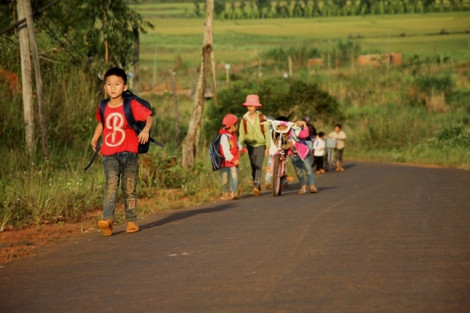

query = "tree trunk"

[17,0,35,154]
[181,0,214,169]
[103,2,109,64]
[210,42,218,107]
[169,69,180,143]
[24,0,49,157]
[133,25,140,92]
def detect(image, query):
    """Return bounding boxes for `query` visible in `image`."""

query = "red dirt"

[0,195,198,264]
[0,218,98,264]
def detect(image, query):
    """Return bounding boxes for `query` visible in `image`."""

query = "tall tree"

[182,0,216,169]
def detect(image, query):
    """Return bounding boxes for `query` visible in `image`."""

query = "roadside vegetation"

[0,1,469,230]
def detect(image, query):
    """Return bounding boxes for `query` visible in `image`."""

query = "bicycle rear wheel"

[272,154,283,196]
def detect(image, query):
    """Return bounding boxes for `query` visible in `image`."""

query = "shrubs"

[407,72,454,111]
[204,77,344,141]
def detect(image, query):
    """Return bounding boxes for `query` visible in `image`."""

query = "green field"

[136,11,470,77]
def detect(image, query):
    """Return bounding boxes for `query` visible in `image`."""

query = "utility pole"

[24,0,48,157]
[17,0,35,154]
[169,69,180,142]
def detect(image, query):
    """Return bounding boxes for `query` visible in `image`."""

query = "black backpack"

[99,90,154,154]
[209,134,225,171]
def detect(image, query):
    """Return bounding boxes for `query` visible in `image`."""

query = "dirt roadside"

[0,212,99,264]
[0,194,199,264]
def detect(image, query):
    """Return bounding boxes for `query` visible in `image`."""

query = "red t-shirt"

[95,99,152,156]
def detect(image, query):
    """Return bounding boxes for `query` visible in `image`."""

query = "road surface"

[1,162,469,313]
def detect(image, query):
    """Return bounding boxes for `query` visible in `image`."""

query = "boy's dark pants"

[102,152,138,221]
[247,145,265,189]
[314,156,324,171]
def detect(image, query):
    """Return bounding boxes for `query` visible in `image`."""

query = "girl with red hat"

[219,114,247,200]
[238,95,271,196]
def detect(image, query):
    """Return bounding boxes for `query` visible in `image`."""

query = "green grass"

[2,7,469,230]
[136,11,470,82]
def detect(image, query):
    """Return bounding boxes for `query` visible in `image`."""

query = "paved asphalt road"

[1,162,469,313]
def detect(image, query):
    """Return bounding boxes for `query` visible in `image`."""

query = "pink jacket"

[291,127,310,160]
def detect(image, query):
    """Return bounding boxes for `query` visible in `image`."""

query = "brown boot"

[310,185,318,193]
[253,188,261,197]
[126,221,139,233]
[97,219,114,237]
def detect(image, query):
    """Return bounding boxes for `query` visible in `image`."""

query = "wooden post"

[24,0,48,157]
[133,25,140,92]
[288,56,293,76]
[169,69,180,142]
[182,0,214,169]
[17,0,35,154]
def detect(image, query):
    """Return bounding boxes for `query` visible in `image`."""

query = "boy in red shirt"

[90,67,153,236]
[219,114,246,200]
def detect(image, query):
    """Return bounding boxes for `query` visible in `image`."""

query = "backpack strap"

[123,91,165,148]
[259,114,265,136]
[99,99,108,126]
[243,113,265,136]
[123,92,141,135]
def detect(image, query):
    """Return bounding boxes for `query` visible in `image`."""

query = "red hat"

[222,114,238,127]
[242,94,263,107]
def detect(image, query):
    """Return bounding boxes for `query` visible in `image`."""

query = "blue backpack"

[209,134,225,171]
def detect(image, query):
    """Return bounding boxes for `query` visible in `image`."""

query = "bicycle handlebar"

[263,119,295,134]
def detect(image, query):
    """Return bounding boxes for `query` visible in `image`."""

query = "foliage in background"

[1,4,469,230]
[204,77,344,141]
[193,0,470,20]
[1,0,152,75]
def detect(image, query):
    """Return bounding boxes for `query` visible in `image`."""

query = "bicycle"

[264,118,295,196]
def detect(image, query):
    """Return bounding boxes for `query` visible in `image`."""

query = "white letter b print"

[105,112,126,147]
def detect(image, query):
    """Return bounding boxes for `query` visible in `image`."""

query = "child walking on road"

[291,120,318,194]
[90,67,154,236]
[328,123,347,172]
[218,114,246,200]
[238,95,270,196]
[313,132,326,174]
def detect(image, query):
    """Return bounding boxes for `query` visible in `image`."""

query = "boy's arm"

[91,123,103,151]
[138,116,154,144]
[263,121,271,148]
[220,135,234,162]
[238,119,245,145]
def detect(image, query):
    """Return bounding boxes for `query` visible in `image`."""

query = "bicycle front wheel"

[272,154,283,196]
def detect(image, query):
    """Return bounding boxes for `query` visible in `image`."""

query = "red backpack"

[242,114,265,135]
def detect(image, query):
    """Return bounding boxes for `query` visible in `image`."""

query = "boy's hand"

[91,139,98,151]
[138,130,150,144]
[233,159,240,166]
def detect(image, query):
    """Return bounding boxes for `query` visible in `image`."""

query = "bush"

[407,72,454,107]
[204,77,343,141]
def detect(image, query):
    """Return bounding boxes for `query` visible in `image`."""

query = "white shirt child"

[313,137,325,157]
